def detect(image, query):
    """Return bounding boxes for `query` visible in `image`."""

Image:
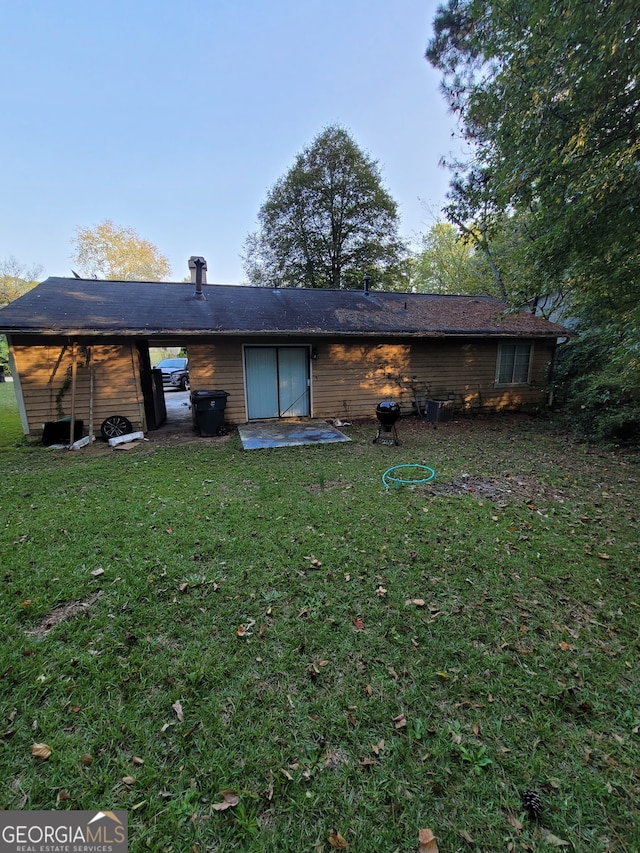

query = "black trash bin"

[191,390,230,436]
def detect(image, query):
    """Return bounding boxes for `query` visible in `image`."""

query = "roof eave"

[2,327,569,338]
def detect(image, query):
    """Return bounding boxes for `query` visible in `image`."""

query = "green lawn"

[1,383,638,852]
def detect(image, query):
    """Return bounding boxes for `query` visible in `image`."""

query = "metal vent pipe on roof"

[189,256,207,298]
[363,273,371,295]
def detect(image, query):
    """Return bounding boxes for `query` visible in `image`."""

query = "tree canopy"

[410,218,567,316]
[427,0,640,442]
[410,221,486,294]
[1,257,43,371]
[244,126,405,289]
[0,257,43,308]
[427,0,640,315]
[70,220,171,281]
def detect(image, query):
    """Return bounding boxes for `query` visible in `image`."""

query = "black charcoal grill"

[374,400,401,446]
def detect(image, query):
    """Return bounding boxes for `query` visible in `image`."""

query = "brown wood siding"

[10,333,556,435]
[308,338,552,419]
[408,339,554,414]
[187,340,247,424]
[185,336,554,423]
[10,339,146,436]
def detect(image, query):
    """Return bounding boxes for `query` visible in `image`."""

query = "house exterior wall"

[187,335,555,422]
[312,337,553,418]
[186,340,247,424]
[9,336,146,436]
[9,333,555,437]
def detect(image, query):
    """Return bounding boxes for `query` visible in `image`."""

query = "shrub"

[554,309,640,443]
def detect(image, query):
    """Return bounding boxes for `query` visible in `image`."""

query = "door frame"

[242,344,312,420]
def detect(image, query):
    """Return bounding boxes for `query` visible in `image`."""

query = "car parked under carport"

[154,357,189,391]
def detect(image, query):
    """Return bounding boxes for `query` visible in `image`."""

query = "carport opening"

[151,347,190,393]
[148,345,192,431]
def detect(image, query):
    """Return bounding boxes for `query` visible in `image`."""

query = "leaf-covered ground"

[1,386,638,851]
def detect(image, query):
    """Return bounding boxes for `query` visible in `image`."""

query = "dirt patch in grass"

[146,425,235,448]
[424,473,572,505]
[30,591,102,637]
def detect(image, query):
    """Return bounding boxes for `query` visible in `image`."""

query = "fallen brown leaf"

[371,739,385,755]
[212,790,240,811]
[419,827,439,852]
[393,713,407,729]
[172,700,184,722]
[31,743,52,760]
[448,727,462,745]
[122,776,136,786]
[236,620,255,637]
[508,813,524,831]
[353,618,365,631]
[265,770,274,801]
[329,828,348,849]
[539,827,570,846]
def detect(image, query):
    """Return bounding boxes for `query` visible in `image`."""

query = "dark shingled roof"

[0,277,571,338]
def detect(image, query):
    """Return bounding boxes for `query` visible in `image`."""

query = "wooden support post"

[88,346,94,443]
[69,342,77,448]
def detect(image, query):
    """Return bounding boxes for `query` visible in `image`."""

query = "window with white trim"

[496,343,533,385]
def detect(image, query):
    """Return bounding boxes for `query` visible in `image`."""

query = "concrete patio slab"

[238,419,351,450]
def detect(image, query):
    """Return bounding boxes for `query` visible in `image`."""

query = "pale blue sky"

[0,0,463,283]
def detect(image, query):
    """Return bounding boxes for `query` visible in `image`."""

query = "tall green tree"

[0,256,43,308]
[0,257,43,372]
[71,220,171,281]
[411,221,486,294]
[411,218,568,317]
[244,126,405,289]
[427,0,640,314]
[427,0,640,440]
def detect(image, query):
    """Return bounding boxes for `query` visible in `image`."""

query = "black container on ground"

[42,418,84,446]
[191,390,229,436]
